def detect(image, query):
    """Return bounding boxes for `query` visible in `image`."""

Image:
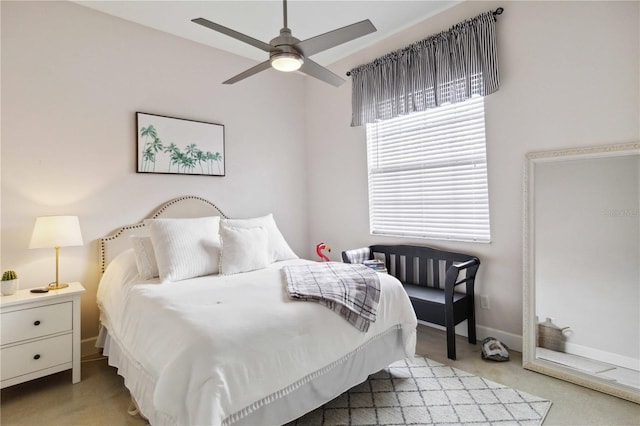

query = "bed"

[96,196,417,426]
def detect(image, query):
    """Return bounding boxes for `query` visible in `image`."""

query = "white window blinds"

[366,96,491,243]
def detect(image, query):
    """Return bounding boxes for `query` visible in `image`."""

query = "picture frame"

[136,112,225,176]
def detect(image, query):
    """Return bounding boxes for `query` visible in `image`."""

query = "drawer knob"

[34,320,41,326]
[33,354,41,360]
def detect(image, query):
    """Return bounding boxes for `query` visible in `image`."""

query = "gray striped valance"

[350,11,499,127]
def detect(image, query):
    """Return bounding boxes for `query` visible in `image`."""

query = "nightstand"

[0,282,85,389]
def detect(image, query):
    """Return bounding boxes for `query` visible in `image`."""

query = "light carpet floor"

[289,356,551,425]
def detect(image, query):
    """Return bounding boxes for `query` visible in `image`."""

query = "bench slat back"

[370,244,475,290]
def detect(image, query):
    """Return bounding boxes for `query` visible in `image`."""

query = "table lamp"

[29,215,83,290]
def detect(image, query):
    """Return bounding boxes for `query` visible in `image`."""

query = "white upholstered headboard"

[99,195,227,273]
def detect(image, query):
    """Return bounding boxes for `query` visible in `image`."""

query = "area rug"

[290,356,552,425]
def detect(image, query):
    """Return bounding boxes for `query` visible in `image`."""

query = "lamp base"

[48,282,69,290]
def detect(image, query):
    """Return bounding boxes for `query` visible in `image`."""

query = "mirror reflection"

[524,144,640,403]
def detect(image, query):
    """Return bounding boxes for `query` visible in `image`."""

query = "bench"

[342,244,480,360]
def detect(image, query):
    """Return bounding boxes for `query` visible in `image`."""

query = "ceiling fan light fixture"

[192,0,376,86]
[271,52,303,72]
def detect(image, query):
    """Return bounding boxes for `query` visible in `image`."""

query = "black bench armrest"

[444,257,480,300]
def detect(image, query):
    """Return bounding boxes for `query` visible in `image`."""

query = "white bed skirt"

[97,324,413,426]
[97,326,171,425]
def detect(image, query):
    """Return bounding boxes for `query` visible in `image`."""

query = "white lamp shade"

[29,216,83,249]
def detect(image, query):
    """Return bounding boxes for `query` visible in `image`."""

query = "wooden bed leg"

[127,395,148,422]
[127,396,140,417]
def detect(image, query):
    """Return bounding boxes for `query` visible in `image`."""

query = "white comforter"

[97,251,417,426]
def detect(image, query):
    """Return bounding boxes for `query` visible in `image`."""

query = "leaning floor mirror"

[523,142,640,404]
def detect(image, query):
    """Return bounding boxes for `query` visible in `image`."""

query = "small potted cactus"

[1,270,19,295]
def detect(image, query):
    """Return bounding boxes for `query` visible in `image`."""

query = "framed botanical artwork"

[136,112,225,176]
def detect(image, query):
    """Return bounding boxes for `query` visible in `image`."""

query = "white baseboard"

[476,325,523,353]
[81,336,100,358]
[564,341,640,371]
[418,320,523,353]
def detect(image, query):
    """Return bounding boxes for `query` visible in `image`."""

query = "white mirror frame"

[523,142,640,404]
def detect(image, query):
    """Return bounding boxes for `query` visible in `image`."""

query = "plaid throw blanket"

[343,247,371,264]
[284,262,381,332]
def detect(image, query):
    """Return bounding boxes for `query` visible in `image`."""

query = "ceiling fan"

[192,0,376,87]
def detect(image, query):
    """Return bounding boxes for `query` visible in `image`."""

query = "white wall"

[305,1,640,348]
[535,155,639,365]
[1,1,309,344]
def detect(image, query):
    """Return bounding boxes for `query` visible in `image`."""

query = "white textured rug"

[291,356,552,425]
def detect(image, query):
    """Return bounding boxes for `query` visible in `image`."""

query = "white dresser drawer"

[0,333,73,381]
[1,302,72,345]
[0,282,84,388]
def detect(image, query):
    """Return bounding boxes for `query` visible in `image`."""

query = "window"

[366,96,491,243]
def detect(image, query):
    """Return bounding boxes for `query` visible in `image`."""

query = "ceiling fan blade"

[295,19,376,57]
[223,60,272,85]
[300,58,345,87]
[192,18,274,53]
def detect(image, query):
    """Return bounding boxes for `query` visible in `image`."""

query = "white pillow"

[130,236,159,280]
[219,225,270,275]
[145,216,221,282]
[221,214,297,263]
